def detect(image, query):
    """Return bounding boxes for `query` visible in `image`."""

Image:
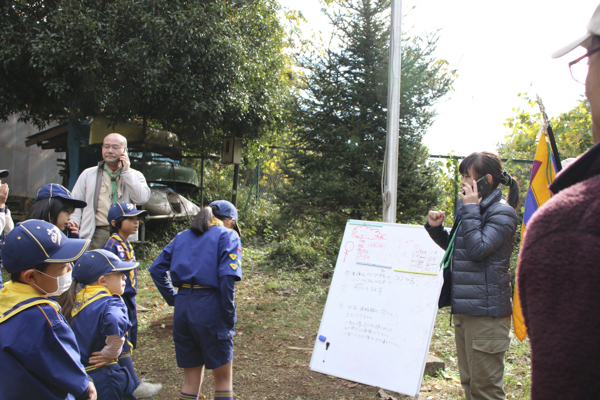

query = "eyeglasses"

[102,144,123,150]
[569,46,600,84]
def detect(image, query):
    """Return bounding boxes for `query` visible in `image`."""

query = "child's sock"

[214,390,233,399]
[119,354,141,388]
[178,392,199,400]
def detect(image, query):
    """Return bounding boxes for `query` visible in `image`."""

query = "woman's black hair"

[459,151,521,210]
[191,204,241,237]
[10,262,49,284]
[191,206,216,235]
[25,197,75,231]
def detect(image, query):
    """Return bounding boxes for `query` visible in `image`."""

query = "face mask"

[33,269,73,296]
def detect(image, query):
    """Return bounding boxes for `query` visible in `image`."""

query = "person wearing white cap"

[518,4,600,399]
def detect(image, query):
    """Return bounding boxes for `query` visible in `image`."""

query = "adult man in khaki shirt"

[71,133,151,249]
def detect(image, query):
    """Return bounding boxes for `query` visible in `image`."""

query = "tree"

[278,0,455,231]
[0,0,292,152]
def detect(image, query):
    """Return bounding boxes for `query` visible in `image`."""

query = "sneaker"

[133,381,163,398]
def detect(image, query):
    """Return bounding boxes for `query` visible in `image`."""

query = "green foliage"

[278,0,455,233]
[265,233,336,270]
[0,0,293,153]
[135,219,190,261]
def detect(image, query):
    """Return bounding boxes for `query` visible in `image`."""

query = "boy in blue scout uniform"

[60,250,141,400]
[0,220,95,400]
[101,202,161,398]
[150,200,242,400]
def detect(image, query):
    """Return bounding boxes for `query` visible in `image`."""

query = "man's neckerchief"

[102,165,122,204]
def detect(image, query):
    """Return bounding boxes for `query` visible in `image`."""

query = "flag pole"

[382,0,402,223]
[537,95,562,172]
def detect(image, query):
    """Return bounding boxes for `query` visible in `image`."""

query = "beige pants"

[454,314,511,400]
[89,227,110,250]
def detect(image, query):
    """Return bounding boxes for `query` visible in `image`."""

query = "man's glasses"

[569,46,600,84]
[102,144,123,150]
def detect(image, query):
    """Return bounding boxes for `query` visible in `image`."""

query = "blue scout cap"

[0,170,8,178]
[209,200,238,220]
[107,202,149,224]
[73,249,138,285]
[1,220,90,273]
[35,183,87,208]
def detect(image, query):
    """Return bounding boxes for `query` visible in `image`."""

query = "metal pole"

[232,164,240,207]
[382,0,402,223]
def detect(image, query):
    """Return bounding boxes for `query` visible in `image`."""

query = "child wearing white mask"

[0,220,95,400]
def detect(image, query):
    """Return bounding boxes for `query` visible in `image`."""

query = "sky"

[279,0,598,157]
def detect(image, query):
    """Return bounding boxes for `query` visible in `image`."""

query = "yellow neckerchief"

[110,233,136,288]
[71,285,114,318]
[210,217,224,227]
[110,233,134,261]
[0,281,59,324]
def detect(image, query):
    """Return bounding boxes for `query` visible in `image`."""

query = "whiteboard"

[309,220,444,397]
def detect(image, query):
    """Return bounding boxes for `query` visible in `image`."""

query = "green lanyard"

[440,220,462,270]
[103,165,122,204]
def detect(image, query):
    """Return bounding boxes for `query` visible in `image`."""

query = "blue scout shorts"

[88,363,136,400]
[173,288,235,369]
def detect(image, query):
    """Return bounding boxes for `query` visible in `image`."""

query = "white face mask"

[34,269,73,296]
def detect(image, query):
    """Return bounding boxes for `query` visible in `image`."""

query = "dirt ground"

[133,246,532,400]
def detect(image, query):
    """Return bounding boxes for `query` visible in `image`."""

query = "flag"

[513,133,557,341]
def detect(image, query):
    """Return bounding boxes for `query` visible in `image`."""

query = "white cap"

[552,4,600,58]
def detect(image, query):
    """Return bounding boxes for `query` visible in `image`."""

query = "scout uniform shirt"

[149,224,243,307]
[0,281,89,400]
[69,285,132,371]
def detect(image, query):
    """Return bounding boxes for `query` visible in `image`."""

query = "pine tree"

[279,0,455,230]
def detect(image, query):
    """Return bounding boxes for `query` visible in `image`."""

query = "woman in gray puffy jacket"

[425,152,519,400]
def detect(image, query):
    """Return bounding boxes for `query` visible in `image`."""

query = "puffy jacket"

[425,188,518,317]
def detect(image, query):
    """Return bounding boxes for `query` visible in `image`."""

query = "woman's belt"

[179,284,213,289]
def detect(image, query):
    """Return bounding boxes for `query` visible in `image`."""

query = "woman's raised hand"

[428,210,445,227]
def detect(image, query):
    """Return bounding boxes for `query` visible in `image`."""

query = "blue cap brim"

[94,250,139,271]
[34,196,87,209]
[45,238,91,263]
[70,199,88,208]
[127,210,149,218]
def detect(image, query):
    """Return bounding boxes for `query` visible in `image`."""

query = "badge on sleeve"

[230,263,238,270]
[229,254,237,261]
